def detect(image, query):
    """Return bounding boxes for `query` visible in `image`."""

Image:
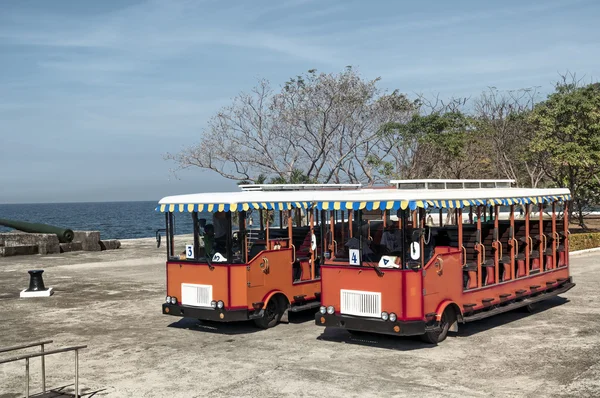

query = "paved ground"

[0,239,599,398]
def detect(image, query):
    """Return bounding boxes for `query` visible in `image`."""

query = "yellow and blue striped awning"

[156,194,572,213]
[313,194,572,212]
[156,201,312,213]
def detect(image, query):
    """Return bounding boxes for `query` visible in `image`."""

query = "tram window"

[428,182,445,189]
[168,212,197,261]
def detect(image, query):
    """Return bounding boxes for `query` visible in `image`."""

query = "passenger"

[381,225,402,255]
[213,211,228,239]
[201,224,216,257]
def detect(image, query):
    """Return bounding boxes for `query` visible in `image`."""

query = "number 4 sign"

[349,249,360,265]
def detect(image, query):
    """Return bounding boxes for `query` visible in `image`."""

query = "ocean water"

[0,201,185,240]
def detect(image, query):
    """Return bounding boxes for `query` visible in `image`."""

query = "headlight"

[165,296,171,304]
[381,311,389,321]
[326,306,335,315]
[389,312,397,322]
[319,306,326,314]
[217,300,224,309]
[210,300,217,309]
[170,297,178,305]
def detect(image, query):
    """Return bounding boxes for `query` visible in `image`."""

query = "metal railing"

[0,340,87,398]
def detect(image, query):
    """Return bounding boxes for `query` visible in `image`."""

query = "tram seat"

[529,249,541,272]
[515,253,526,277]
[292,260,302,281]
[482,259,496,285]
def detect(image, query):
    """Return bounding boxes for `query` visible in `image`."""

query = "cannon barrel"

[0,218,74,243]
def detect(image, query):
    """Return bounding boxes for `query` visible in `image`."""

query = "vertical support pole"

[510,205,515,280]
[260,209,264,234]
[240,211,248,263]
[494,205,500,283]
[279,210,283,230]
[225,211,233,262]
[265,209,270,250]
[41,342,46,393]
[329,210,335,258]
[476,206,482,288]
[341,210,345,243]
[357,210,363,265]
[564,201,570,266]
[287,210,293,259]
[552,202,557,269]
[469,206,473,224]
[419,208,425,266]
[310,209,315,279]
[25,357,30,398]
[539,203,544,270]
[458,208,464,284]
[439,208,443,227]
[383,210,387,228]
[75,349,79,398]
[525,203,530,276]
[348,210,353,238]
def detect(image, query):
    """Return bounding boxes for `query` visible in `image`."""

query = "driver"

[201,224,216,257]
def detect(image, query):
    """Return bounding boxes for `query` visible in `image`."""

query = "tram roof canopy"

[157,185,571,213]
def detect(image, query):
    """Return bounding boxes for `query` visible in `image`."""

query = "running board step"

[290,301,321,312]
[463,282,575,322]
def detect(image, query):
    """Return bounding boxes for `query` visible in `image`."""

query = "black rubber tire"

[253,296,284,329]
[522,302,537,313]
[420,308,454,344]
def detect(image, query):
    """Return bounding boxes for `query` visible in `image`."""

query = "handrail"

[461,245,467,266]
[0,345,87,364]
[478,243,486,264]
[527,236,533,254]
[541,234,547,252]
[0,340,52,355]
[291,244,296,263]
[493,240,502,260]
[511,238,519,257]
[0,344,86,398]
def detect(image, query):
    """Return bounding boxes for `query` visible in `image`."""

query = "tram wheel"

[421,308,454,344]
[253,296,284,329]
[522,302,537,313]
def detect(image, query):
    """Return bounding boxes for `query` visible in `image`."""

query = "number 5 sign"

[349,249,360,265]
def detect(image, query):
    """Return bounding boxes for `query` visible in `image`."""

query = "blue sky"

[1,0,598,204]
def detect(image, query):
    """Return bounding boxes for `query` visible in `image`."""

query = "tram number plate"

[186,245,194,259]
[349,249,360,265]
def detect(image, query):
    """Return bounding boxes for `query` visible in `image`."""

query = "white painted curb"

[570,247,600,257]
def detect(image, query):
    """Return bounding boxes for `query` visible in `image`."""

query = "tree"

[472,87,545,187]
[375,109,493,179]
[528,76,600,228]
[165,68,416,184]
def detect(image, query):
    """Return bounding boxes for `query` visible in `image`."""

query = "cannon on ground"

[0,218,74,243]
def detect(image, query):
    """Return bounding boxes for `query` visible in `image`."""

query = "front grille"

[181,283,213,307]
[340,289,382,317]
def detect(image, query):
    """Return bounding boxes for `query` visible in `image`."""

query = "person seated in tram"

[380,225,403,256]
[199,223,226,258]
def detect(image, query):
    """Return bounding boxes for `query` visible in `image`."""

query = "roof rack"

[390,179,515,190]
[238,183,362,192]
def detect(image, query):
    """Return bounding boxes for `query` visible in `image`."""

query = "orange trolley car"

[314,180,575,343]
[157,184,360,328]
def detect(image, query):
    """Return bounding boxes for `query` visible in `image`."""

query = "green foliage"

[528,82,600,226]
[569,232,600,251]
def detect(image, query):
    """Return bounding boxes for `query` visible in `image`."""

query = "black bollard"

[27,270,47,292]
